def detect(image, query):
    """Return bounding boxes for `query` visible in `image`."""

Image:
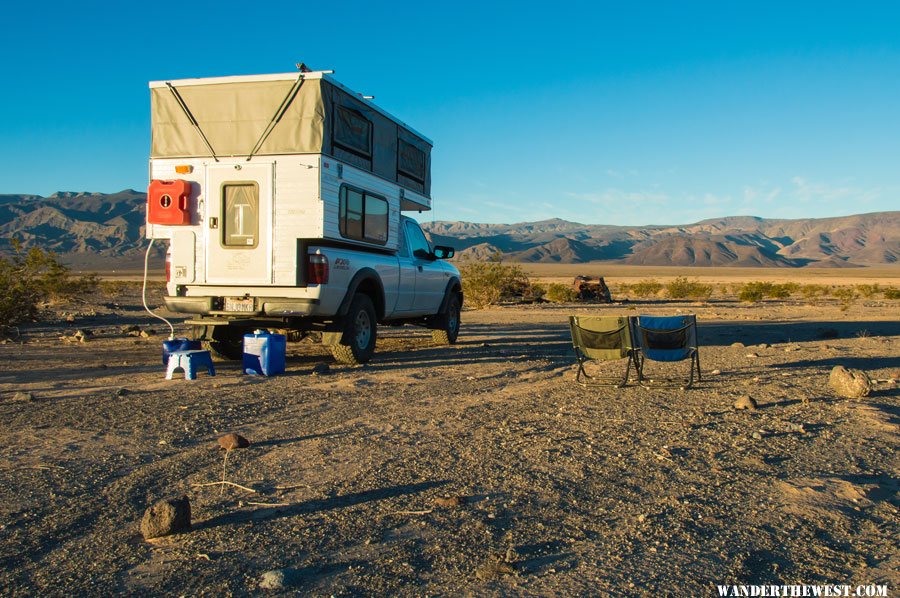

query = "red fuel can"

[147,179,192,225]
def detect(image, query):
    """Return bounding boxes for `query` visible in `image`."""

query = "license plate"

[224,297,255,312]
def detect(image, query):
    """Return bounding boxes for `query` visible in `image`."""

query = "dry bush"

[666,277,713,300]
[629,279,664,298]
[458,258,533,309]
[832,287,857,311]
[800,284,830,300]
[544,283,578,303]
[0,240,98,331]
[884,287,900,300]
[738,281,797,302]
[855,284,881,298]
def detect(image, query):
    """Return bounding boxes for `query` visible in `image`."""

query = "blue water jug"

[243,330,286,376]
[162,338,202,365]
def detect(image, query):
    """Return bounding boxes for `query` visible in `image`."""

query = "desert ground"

[0,267,898,596]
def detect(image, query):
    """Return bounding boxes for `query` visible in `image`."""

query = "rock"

[475,557,516,580]
[730,342,745,348]
[65,314,75,323]
[115,387,129,397]
[745,353,759,359]
[12,391,35,402]
[140,496,191,539]
[434,495,466,508]
[733,395,758,411]
[311,363,331,375]
[751,431,763,440]
[139,330,151,338]
[828,366,871,399]
[709,369,721,376]
[74,329,93,339]
[121,325,140,334]
[259,569,287,590]
[218,432,250,450]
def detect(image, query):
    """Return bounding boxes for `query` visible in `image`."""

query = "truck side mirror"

[433,245,455,260]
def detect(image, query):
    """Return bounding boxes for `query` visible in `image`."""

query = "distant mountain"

[1,191,898,268]
[425,212,900,267]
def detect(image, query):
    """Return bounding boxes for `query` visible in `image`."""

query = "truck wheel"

[331,294,377,364]
[432,294,461,345]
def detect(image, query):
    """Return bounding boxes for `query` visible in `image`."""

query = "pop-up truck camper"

[145,69,462,364]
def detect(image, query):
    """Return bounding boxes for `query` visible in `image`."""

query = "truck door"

[205,162,273,285]
[392,219,416,313]
[404,219,447,315]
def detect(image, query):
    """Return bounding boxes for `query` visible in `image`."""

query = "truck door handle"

[417,265,423,272]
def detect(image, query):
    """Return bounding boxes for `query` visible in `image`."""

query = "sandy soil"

[0,285,897,596]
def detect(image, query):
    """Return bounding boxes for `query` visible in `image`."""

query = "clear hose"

[142,238,175,339]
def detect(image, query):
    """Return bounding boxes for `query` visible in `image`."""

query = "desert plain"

[0,266,898,596]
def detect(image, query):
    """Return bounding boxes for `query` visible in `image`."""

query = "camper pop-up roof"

[149,71,432,205]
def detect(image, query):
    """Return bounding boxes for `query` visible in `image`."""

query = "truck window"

[222,182,259,247]
[405,220,431,256]
[339,185,388,245]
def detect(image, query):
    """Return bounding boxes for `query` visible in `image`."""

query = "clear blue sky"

[1,1,898,225]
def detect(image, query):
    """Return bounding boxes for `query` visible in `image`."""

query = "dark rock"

[140,496,191,539]
[218,433,250,450]
[828,366,871,399]
[311,363,331,375]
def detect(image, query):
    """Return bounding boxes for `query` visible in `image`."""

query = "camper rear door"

[205,162,274,285]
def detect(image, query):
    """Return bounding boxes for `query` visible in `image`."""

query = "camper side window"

[334,107,372,159]
[339,186,388,245]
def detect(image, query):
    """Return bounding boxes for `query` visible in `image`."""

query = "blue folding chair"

[632,315,701,389]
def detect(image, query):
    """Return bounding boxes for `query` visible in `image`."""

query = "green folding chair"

[569,315,637,387]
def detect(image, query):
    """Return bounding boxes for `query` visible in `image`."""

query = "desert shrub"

[630,279,664,298]
[800,284,830,300]
[884,287,900,300]
[544,283,579,303]
[738,281,769,303]
[738,281,797,302]
[832,287,857,310]
[0,240,98,331]
[458,258,533,309]
[665,277,713,300]
[855,284,881,299]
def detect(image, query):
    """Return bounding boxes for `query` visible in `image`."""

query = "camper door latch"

[209,217,218,229]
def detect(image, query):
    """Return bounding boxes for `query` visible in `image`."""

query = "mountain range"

[1,190,898,268]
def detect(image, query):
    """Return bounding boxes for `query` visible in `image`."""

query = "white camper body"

[145,71,461,364]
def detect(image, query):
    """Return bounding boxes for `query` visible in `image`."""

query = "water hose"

[142,238,175,339]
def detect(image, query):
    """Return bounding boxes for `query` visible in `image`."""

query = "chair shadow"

[194,480,448,531]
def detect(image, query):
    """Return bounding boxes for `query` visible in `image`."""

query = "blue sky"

[1,1,898,225]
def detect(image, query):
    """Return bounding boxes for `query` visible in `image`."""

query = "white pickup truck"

[146,70,462,363]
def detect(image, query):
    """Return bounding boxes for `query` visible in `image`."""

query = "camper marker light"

[175,165,193,174]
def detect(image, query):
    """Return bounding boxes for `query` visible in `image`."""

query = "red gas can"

[147,179,192,225]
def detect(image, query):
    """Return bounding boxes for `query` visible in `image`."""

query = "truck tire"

[331,294,377,364]
[432,294,461,345]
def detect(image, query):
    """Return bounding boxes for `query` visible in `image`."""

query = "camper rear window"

[334,107,372,158]
[222,183,259,248]
[339,186,388,245]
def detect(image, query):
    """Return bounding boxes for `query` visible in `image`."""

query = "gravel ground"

[0,289,897,596]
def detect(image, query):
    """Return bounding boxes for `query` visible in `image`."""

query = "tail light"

[165,248,172,283]
[307,254,329,284]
